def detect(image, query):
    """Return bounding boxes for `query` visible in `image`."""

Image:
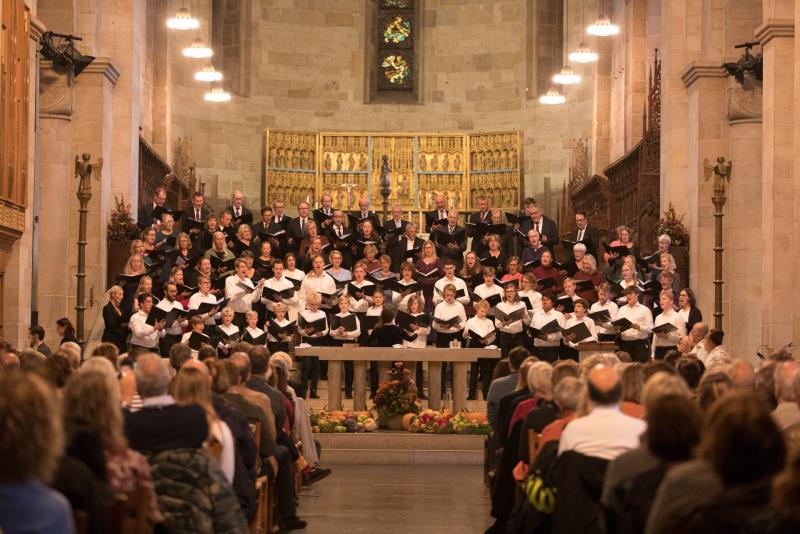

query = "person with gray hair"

[772,361,800,430]
[123,353,208,453]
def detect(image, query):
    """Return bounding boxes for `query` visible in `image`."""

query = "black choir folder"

[396,311,432,331]
[526,319,561,339]
[329,314,358,332]
[561,322,592,343]
[553,296,575,314]
[298,315,327,335]
[493,306,526,323]
[188,331,210,351]
[434,315,461,328]
[267,320,297,338]
[146,307,187,328]
[190,298,228,316]
[651,322,678,334]
[242,330,268,345]
[588,309,612,324]
[262,286,295,301]
[611,317,634,332]
[347,283,376,299]
[467,328,496,345]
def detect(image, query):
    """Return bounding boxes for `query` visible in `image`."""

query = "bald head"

[134,353,170,398]
[587,365,622,406]
[729,360,755,390]
[181,358,209,374]
[775,361,799,402]
[690,322,708,344]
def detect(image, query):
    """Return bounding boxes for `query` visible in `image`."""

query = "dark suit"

[226,206,254,228]
[326,224,355,268]
[124,403,208,453]
[137,202,171,230]
[348,211,382,232]
[567,225,601,260]
[183,206,210,235]
[434,225,467,269]
[268,215,292,257]
[467,210,492,255]
[313,208,335,229]
[286,216,312,254]
[425,209,449,233]
[520,215,559,252]
[35,342,52,357]
[388,236,425,271]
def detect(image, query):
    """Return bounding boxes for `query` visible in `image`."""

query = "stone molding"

[82,57,121,86]
[754,19,794,46]
[29,15,45,42]
[681,61,727,88]
[39,61,73,119]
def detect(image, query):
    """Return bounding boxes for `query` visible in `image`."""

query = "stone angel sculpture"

[703,156,733,197]
[75,153,103,196]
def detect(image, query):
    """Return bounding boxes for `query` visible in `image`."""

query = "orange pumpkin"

[402,413,417,430]
[466,411,488,424]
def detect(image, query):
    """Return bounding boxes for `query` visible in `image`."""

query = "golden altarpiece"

[263,130,522,220]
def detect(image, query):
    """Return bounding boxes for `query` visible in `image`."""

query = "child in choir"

[262,259,299,316]
[364,289,387,397]
[555,277,580,319]
[518,273,543,315]
[214,307,240,357]
[562,299,598,361]
[473,266,504,306]
[433,284,467,399]
[330,294,361,399]
[225,258,266,327]
[180,315,209,359]
[242,310,267,345]
[188,275,221,330]
[465,300,498,401]
[433,259,471,306]
[392,263,424,312]
[348,262,375,313]
[589,282,619,342]
[494,283,529,358]
[266,302,294,354]
[614,286,653,363]
[529,293,566,363]
[403,294,430,399]
[299,291,329,399]
[652,290,686,360]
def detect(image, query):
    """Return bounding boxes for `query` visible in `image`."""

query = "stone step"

[316,430,486,465]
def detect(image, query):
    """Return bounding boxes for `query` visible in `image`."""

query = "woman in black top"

[101,285,129,354]
[56,317,78,346]
[366,308,417,347]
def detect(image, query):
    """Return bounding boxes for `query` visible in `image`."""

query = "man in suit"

[313,193,335,230]
[226,190,253,229]
[286,201,311,254]
[434,209,467,269]
[137,186,170,230]
[425,193,449,233]
[519,202,559,252]
[28,326,51,357]
[326,209,354,268]
[566,210,601,260]
[389,221,425,270]
[183,191,210,237]
[468,197,492,255]
[270,200,292,256]
[384,204,408,242]
[124,354,209,452]
[252,206,273,238]
[348,197,381,233]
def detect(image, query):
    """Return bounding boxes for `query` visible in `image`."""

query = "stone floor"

[297,464,493,534]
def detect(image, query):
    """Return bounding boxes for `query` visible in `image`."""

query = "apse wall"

[164,0,598,212]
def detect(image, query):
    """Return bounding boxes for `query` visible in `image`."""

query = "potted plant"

[107,195,139,286]
[372,362,420,430]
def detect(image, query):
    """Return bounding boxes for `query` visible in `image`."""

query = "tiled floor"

[297,464,493,534]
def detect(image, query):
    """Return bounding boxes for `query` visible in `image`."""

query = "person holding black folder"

[330,295,362,399]
[562,298,598,360]
[225,258,266,328]
[261,259,299,317]
[528,293,565,362]
[574,255,604,304]
[129,293,166,352]
[266,302,295,354]
[346,262,375,313]
[464,300,497,400]
[226,190,253,229]
[494,283,529,358]
[425,194,449,233]
[282,253,306,318]
[467,197,492,256]
[433,209,466,269]
[298,291,329,399]
[391,263,425,313]
[519,273,543,315]
[180,315,210,358]
[414,241,444,316]
[155,282,188,356]
[651,290,686,359]
[520,230,547,269]
[480,234,508,276]
[433,284,467,398]
[195,213,220,255]
[188,275,222,329]
[589,282,619,342]
[326,209,354,268]
[353,220,383,263]
[433,259,471,306]
[155,213,178,252]
[532,250,563,298]
[473,267,504,307]
[241,310,267,346]
[603,225,639,272]
[614,285,653,362]
[388,221,424,271]
[204,232,236,277]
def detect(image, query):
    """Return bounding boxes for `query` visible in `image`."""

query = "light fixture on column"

[194,64,222,82]
[183,37,213,58]
[569,42,598,63]
[553,65,581,85]
[204,85,231,102]
[587,14,619,36]
[539,87,566,105]
[167,4,199,30]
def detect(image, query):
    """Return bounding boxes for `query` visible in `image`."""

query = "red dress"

[532,265,563,297]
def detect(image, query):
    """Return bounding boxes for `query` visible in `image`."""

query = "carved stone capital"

[681,61,727,88]
[81,57,121,86]
[754,19,794,46]
[39,61,73,119]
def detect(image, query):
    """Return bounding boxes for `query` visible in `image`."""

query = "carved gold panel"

[264,130,317,206]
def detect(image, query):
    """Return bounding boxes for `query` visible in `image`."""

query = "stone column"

[755,10,794,349]
[681,63,728,322]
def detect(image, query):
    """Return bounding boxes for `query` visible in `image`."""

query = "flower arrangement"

[108,195,139,242]
[311,410,377,433]
[372,362,420,418]
[657,204,690,246]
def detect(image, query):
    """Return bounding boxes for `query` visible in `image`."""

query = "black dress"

[101,302,128,354]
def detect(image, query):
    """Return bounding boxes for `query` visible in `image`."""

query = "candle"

[418,210,423,230]
[408,210,411,222]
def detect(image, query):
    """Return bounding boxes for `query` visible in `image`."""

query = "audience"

[772,361,800,430]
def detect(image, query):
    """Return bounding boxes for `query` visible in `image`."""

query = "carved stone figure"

[75,153,102,195]
[703,156,733,197]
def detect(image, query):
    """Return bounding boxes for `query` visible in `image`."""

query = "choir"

[114,191,702,398]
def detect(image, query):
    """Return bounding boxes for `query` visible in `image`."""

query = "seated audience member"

[771,361,800,430]
[494,357,538,447]
[769,448,800,532]
[602,374,697,534]
[619,363,646,418]
[0,374,75,534]
[700,329,730,369]
[519,360,579,458]
[62,370,163,526]
[531,376,585,461]
[123,353,209,452]
[685,392,785,533]
[729,359,755,390]
[675,355,705,391]
[486,346,530,430]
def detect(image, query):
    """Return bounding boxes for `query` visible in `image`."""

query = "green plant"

[372,362,420,418]
[108,195,139,242]
[657,204,690,246]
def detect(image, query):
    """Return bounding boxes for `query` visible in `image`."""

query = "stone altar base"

[315,431,485,465]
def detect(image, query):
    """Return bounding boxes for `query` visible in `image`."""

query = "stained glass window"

[376,0,415,92]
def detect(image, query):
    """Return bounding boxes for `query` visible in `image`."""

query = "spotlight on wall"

[724,41,763,85]
[39,32,95,78]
